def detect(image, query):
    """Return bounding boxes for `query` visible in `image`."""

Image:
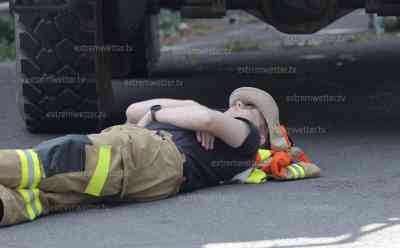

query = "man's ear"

[259,133,267,147]
[258,124,270,148]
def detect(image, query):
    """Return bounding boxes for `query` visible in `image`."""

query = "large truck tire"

[13,0,159,133]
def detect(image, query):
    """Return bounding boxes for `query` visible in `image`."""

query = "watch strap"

[150,105,162,122]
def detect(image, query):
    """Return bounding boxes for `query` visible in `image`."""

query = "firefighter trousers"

[0,124,186,226]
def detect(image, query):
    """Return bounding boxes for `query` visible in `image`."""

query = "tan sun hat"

[229,87,290,151]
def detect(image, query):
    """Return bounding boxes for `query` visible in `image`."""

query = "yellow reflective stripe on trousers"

[84,145,112,197]
[292,164,305,179]
[16,150,43,189]
[16,150,29,189]
[18,189,43,220]
[32,189,43,215]
[28,150,42,188]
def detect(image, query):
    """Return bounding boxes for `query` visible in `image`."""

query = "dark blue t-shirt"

[145,116,260,192]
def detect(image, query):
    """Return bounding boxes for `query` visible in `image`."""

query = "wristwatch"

[150,105,162,122]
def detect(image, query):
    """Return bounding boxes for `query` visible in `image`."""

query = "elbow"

[125,104,137,123]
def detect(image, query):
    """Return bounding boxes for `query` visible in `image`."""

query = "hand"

[196,131,215,150]
[137,111,152,128]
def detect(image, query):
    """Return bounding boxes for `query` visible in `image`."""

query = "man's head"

[224,100,270,148]
[227,87,290,151]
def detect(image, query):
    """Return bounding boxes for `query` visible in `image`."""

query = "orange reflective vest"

[231,125,320,184]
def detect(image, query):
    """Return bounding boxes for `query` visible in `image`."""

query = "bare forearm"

[155,104,215,132]
[140,104,249,148]
[126,98,198,124]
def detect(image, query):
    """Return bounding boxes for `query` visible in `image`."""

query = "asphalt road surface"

[0,36,400,248]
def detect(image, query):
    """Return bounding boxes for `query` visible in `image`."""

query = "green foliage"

[0,16,15,61]
[384,17,400,33]
[0,16,14,44]
[223,39,260,52]
[159,9,182,38]
[347,32,375,43]
[0,39,15,60]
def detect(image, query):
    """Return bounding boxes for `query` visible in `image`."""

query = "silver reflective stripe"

[27,190,39,217]
[18,189,43,220]
[23,150,34,188]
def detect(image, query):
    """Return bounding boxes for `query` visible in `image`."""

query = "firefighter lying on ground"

[0,87,320,226]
